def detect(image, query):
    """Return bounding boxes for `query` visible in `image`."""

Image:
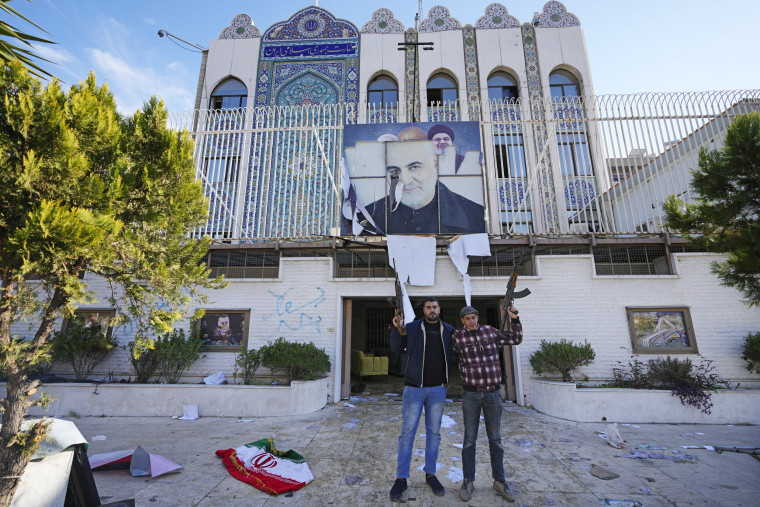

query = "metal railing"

[167,90,760,240]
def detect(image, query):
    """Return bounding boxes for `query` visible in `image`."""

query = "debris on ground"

[590,464,619,480]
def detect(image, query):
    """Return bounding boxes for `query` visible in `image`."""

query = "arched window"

[367,75,398,107]
[426,73,457,106]
[549,70,580,99]
[487,71,518,102]
[210,78,248,109]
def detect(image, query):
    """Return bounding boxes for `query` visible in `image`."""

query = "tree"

[1,0,54,78]
[663,112,760,308]
[0,60,224,505]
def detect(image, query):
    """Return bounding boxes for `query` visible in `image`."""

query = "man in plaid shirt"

[451,304,522,502]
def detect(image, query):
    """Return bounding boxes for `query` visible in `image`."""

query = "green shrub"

[529,339,595,383]
[155,328,204,384]
[235,348,262,385]
[607,355,731,414]
[259,337,331,383]
[647,356,693,388]
[50,322,117,380]
[741,332,760,375]
[125,338,161,383]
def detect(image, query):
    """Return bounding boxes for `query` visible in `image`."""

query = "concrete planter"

[530,378,760,424]
[1,377,329,418]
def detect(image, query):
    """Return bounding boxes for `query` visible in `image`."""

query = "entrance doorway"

[340,297,518,402]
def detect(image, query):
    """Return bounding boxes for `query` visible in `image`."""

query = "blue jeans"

[396,385,447,478]
[462,390,504,482]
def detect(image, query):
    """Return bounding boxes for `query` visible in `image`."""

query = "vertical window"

[426,73,458,105]
[210,78,248,109]
[367,75,398,107]
[557,133,592,176]
[487,71,518,102]
[549,69,580,99]
[495,134,526,178]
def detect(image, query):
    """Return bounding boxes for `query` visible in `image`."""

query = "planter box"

[530,378,760,424]
[1,378,328,418]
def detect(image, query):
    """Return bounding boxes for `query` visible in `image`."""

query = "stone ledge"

[1,378,329,418]
[530,377,760,424]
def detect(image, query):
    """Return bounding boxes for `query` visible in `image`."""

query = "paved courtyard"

[65,384,759,507]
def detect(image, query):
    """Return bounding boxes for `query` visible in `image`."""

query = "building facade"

[40,3,760,406]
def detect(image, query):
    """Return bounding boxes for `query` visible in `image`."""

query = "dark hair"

[423,297,440,305]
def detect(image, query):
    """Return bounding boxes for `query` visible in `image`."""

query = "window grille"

[468,247,532,276]
[206,250,279,278]
[669,244,710,253]
[335,248,393,278]
[534,245,590,256]
[593,245,669,275]
[281,249,333,258]
[365,307,394,350]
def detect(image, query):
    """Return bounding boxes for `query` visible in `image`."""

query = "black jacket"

[390,318,454,387]
[364,182,485,235]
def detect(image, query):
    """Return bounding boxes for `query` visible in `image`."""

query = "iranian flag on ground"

[216,438,314,495]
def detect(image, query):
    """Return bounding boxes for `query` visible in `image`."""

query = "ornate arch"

[218,14,261,39]
[263,6,358,41]
[419,5,462,32]
[476,3,520,29]
[533,1,580,28]
[361,8,404,34]
[275,71,339,106]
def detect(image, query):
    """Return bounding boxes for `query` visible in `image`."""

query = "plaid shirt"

[451,321,523,391]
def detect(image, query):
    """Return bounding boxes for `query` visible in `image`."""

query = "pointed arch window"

[426,73,458,106]
[487,71,518,102]
[210,78,248,110]
[368,75,398,107]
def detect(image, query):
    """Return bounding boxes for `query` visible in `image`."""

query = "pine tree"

[664,112,760,308]
[0,61,224,505]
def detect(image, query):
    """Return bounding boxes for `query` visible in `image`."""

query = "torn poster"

[89,447,183,478]
[387,235,436,322]
[341,157,380,235]
[216,438,314,495]
[447,234,491,305]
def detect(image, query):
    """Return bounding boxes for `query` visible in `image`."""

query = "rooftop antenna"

[398,0,433,122]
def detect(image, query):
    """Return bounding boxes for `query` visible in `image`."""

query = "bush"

[50,322,117,380]
[741,332,760,375]
[234,348,262,385]
[259,338,331,383]
[125,338,161,383]
[155,328,204,384]
[529,339,595,383]
[606,355,731,414]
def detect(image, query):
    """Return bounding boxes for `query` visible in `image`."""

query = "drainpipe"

[192,49,209,136]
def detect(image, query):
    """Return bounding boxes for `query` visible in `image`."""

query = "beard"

[400,181,436,209]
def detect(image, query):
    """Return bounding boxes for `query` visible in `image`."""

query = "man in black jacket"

[388,297,455,501]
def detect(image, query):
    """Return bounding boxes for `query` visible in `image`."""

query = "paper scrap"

[178,404,199,421]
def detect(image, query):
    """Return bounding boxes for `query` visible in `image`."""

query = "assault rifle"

[501,253,531,333]
[387,258,406,330]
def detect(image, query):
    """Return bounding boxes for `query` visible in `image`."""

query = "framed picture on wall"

[197,310,249,351]
[61,309,116,338]
[626,307,698,354]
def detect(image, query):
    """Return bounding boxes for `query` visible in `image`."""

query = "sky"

[12,0,760,114]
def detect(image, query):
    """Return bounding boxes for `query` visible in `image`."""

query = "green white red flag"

[216,438,314,495]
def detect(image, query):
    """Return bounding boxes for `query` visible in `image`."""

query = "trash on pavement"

[89,447,183,478]
[178,404,199,420]
[590,464,619,480]
[203,371,227,384]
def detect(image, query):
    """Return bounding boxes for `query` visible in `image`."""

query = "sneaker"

[389,478,407,502]
[459,479,474,501]
[426,473,445,496]
[493,480,516,502]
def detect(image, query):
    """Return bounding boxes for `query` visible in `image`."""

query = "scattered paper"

[440,415,457,428]
[416,462,444,473]
[342,423,356,429]
[204,371,226,385]
[92,435,107,441]
[445,465,465,483]
[343,403,356,408]
[418,433,426,438]
[90,447,182,478]
[452,443,463,449]
[178,404,199,421]
[413,449,425,457]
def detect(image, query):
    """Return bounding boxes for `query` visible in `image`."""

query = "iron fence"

[167,90,760,240]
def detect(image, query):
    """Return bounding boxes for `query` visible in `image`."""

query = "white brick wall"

[14,252,760,405]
